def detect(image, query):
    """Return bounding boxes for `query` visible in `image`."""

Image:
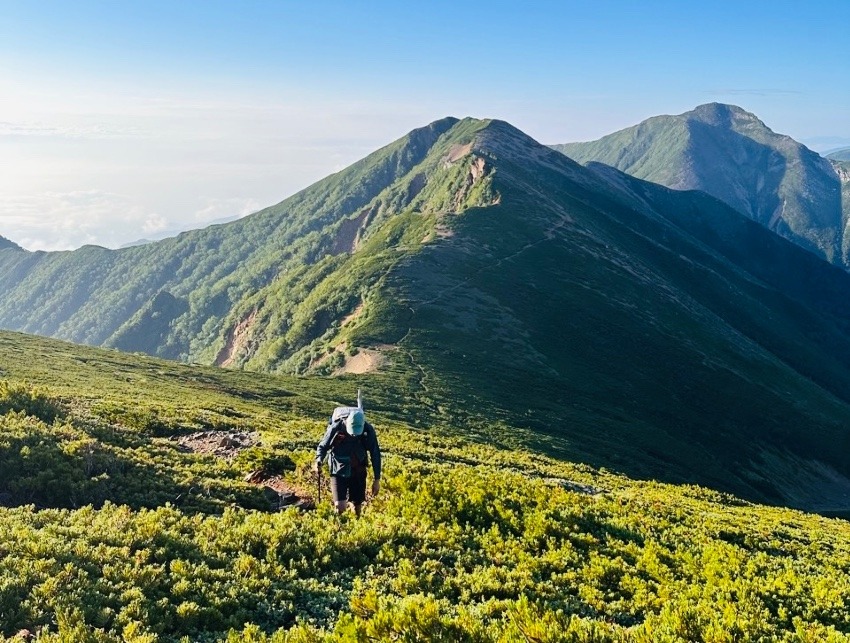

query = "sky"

[1,0,849,251]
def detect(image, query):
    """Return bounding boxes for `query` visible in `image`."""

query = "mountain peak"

[691,102,748,117]
[452,117,584,174]
[688,103,768,130]
[552,104,846,268]
[0,235,23,251]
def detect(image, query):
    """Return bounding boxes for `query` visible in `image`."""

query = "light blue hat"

[346,409,365,436]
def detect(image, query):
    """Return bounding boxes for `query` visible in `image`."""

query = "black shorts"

[330,470,367,504]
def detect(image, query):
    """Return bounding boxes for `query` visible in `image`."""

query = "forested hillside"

[2,331,850,642]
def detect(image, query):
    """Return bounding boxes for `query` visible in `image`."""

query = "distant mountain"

[552,103,850,269]
[801,136,850,153]
[827,147,850,161]
[120,236,175,248]
[6,116,850,507]
[119,215,242,248]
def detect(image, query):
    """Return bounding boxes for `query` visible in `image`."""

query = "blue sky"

[1,0,848,249]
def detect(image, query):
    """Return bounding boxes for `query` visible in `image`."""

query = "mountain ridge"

[552,103,849,268]
[5,115,850,506]
[0,235,22,251]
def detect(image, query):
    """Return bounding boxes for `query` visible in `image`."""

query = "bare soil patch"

[445,142,473,164]
[336,348,388,375]
[243,469,315,511]
[215,309,259,367]
[176,430,259,459]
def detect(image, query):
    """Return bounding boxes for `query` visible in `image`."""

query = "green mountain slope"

[0,116,471,367]
[5,117,850,509]
[2,331,850,642]
[341,120,850,508]
[827,147,850,161]
[552,103,850,268]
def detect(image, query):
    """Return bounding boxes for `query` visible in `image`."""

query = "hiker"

[313,407,381,516]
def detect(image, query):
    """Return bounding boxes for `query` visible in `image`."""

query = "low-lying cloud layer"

[0,190,258,251]
[0,81,399,251]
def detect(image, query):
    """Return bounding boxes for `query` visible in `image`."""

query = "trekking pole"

[317,467,322,506]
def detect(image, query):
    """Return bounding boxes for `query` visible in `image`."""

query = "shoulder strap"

[329,421,347,447]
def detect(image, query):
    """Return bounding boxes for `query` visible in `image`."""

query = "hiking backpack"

[329,388,364,426]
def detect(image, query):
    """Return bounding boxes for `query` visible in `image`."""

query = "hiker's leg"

[350,472,367,517]
[330,476,347,513]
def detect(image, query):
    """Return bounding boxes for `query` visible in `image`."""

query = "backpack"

[330,405,361,425]
[329,388,364,426]
[326,390,367,477]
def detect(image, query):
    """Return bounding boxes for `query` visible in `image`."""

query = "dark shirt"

[315,420,381,480]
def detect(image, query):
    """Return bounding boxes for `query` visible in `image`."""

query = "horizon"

[2,0,849,251]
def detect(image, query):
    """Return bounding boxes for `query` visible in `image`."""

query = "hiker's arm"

[368,428,381,497]
[368,426,381,481]
[315,424,335,469]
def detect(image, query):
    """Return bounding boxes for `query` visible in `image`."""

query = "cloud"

[0,190,170,251]
[0,121,145,139]
[0,191,271,251]
[142,214,168,234]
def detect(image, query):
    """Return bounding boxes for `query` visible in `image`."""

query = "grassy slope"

[2,332,850,642]
[553,103,848,268]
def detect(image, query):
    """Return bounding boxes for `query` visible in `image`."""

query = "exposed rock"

[176,431,259,459]
[544,477,604,495]
[331,207,371,255]
[453,156,491,211]
[215,309,259,368]
[243,469,265,484]
[833,160,850,183]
